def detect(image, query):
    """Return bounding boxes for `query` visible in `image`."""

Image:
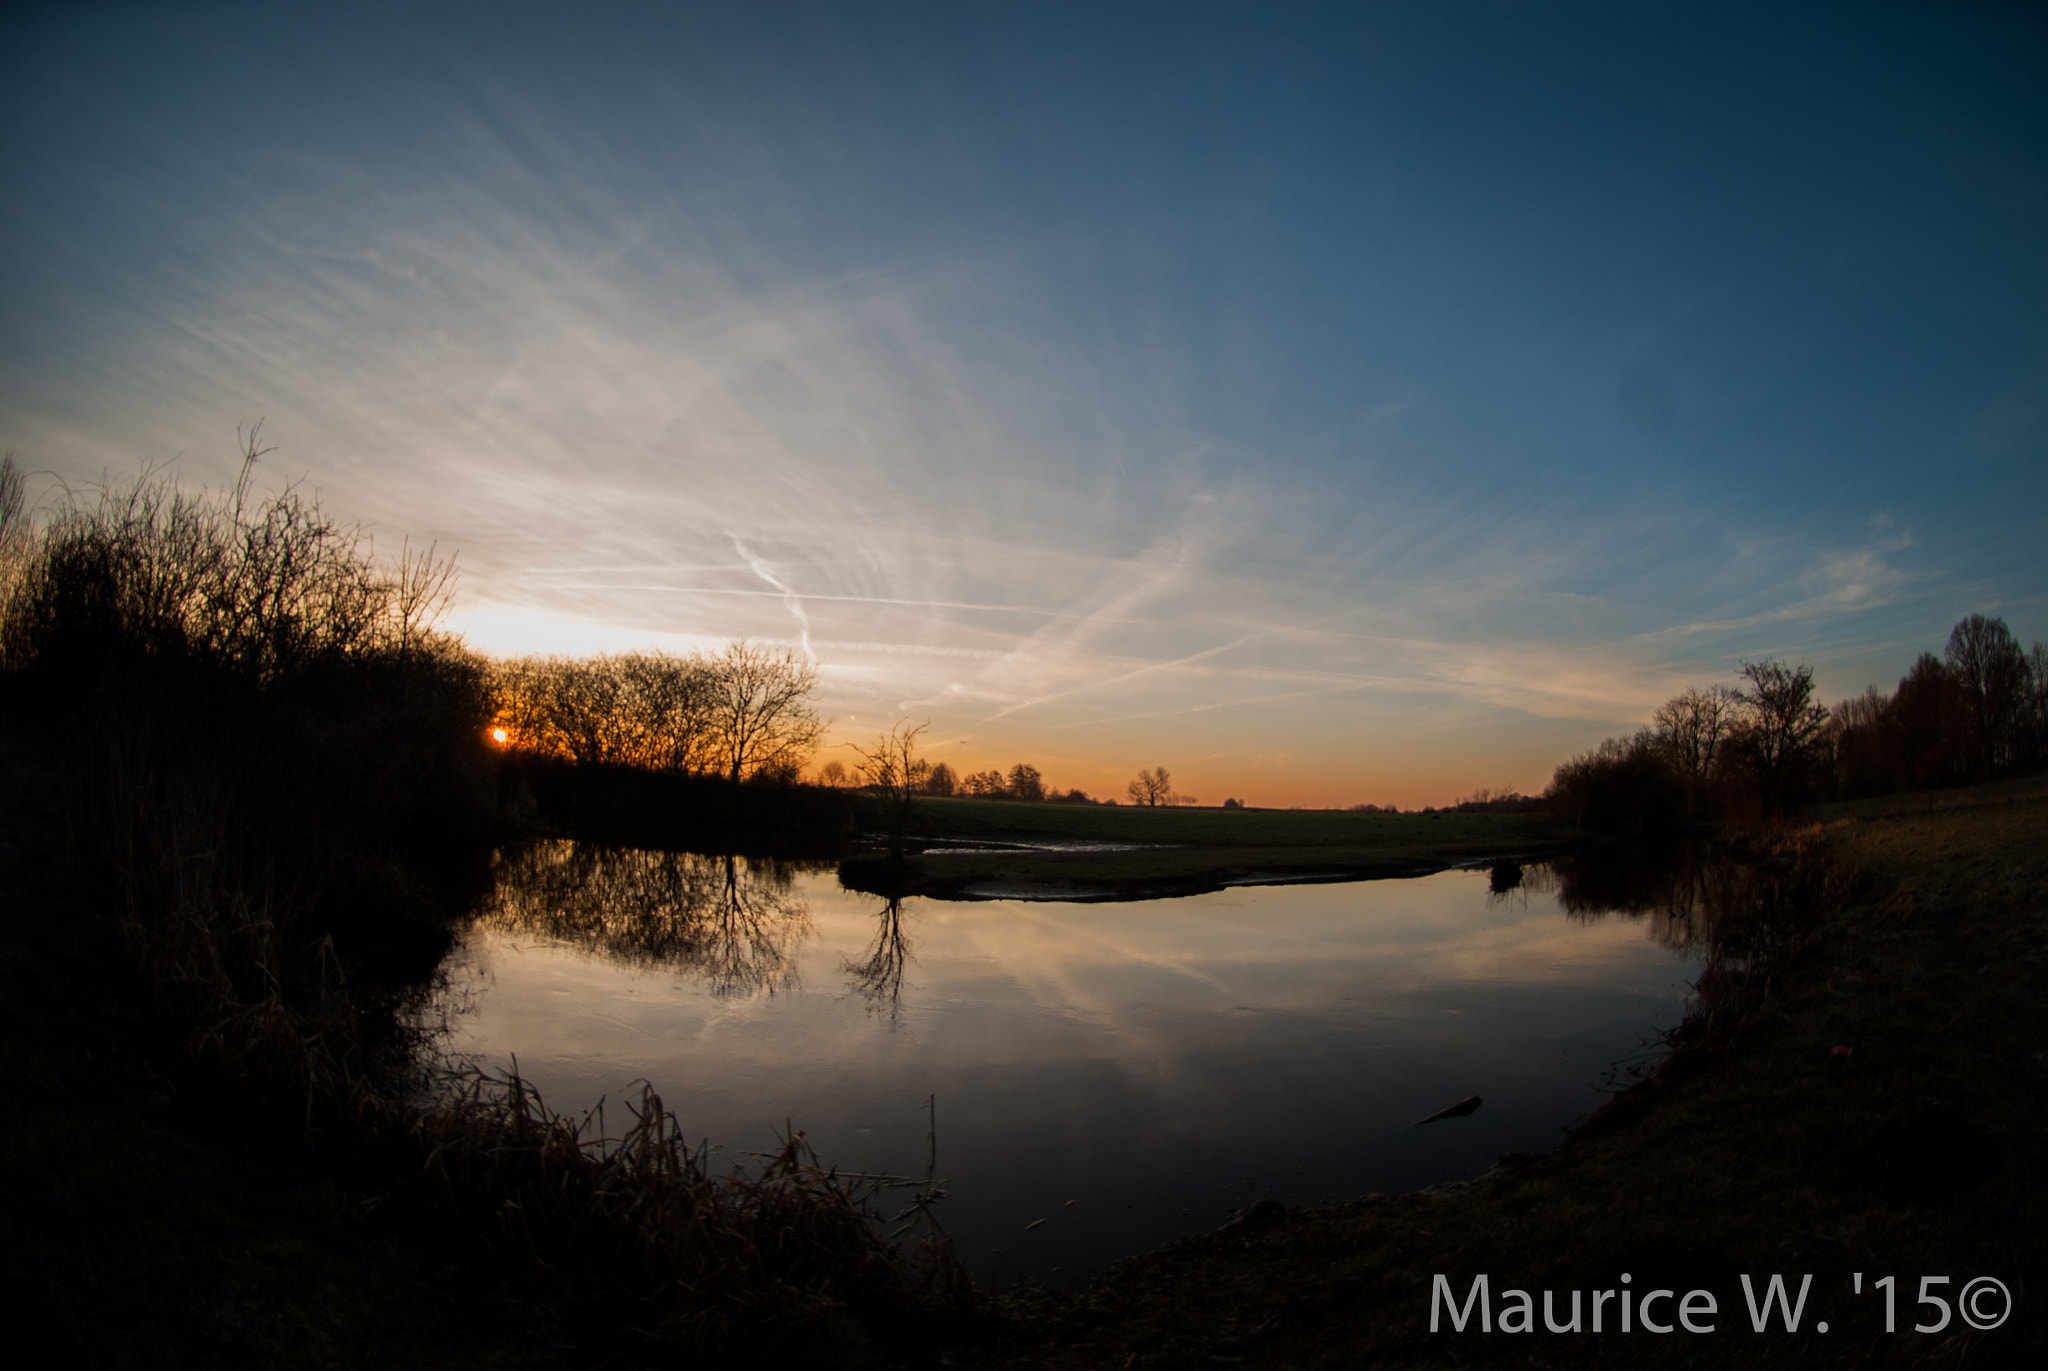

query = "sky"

[2,1,2044,807]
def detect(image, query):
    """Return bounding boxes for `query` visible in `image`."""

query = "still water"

[435,844,1697,1288]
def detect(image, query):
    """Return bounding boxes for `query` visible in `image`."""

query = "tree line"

[489,641,824,785]
[1548,613,2048,834]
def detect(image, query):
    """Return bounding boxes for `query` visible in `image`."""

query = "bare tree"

[1945,613,2028,781]
[923,760,957,796]
[1126,766,1172,807]
[1734,660,1831,817]
[817,759,849,787]
[386,537,458,651]
[1654,684,1741,815]
[964,768,1006,798]
[703,641,825,784]
[853,721,929,858]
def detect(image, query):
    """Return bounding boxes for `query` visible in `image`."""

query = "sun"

[491,727,508,744]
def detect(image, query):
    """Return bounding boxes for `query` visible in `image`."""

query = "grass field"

[906,796,1544,849]
[962,777,2048,1368]
[850,798,1560,899]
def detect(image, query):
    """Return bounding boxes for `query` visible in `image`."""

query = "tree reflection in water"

[477,842,817,997]
[1524,843,1712,952]
[843,896,913,1020]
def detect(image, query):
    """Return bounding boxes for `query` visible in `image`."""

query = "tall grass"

[0,440,974,1356]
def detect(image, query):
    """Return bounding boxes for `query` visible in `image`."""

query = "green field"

[845,797,1558,899]
[906,796,1543,848]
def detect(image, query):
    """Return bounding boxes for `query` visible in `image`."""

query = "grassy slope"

[965,779,2048,1368]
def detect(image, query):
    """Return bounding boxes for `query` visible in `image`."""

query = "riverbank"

[959,777,2048,1368]
[844,797,1559,900]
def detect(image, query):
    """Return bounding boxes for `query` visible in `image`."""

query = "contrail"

[732,537,815,664]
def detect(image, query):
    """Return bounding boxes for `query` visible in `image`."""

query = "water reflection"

[477,842,818,996]
[1529,842,1720,953]
[447,843,1709,1288]
[843,896,913,1019]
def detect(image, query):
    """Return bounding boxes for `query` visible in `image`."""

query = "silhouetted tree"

[1007,762,1045,802]
[1654,684,1741,815]
[923,761,957,796]
[854,721,929,858]
[1545,729,1687,836]
[703,641,825,784]
[2026,643,2048,770]
[1829,684,1906,798]
[1732,659,1830,818]
[1945,613,2028,781]
[1126,766,1171,807]
[963,769,1006,798]
[1892,652,1964,789]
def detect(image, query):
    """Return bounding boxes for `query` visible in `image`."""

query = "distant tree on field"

[1126,766,1172,807]
[924,761,957,796]
[1222,797,1243,810]
[817,759,849,787]
[964,768,1007,798]
[1007,762,1045,802]
[854,721,929,858]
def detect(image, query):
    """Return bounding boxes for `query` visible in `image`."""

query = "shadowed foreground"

[959,779,2048,1369]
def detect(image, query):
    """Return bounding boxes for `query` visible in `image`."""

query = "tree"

[1544,729,1685,835]
[923,761,957,796]
[817,759,849,787]
[964,769,1006,798]
[1945,613,2027,781]
[489,651,712,770]
[1126,766,1171,807]
[1733,659,1831,818]
[853,721,929,858]
[1007,762,1045,802]
[1892,652,1963,789]
[1829,684,1904,798]
[702,641,825,784]
[1653,684,1741,815]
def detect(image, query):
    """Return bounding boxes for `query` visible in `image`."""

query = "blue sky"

[3,1,2043,804]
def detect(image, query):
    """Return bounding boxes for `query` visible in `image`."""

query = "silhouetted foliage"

[1006,762,1045,803]
[1946,612,2029,781]
[1729,659,1831,819]
[1653,685,1740,815]
[1547,615,2047,833]
[923,760,957,796]
[1545,730,1688,837]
